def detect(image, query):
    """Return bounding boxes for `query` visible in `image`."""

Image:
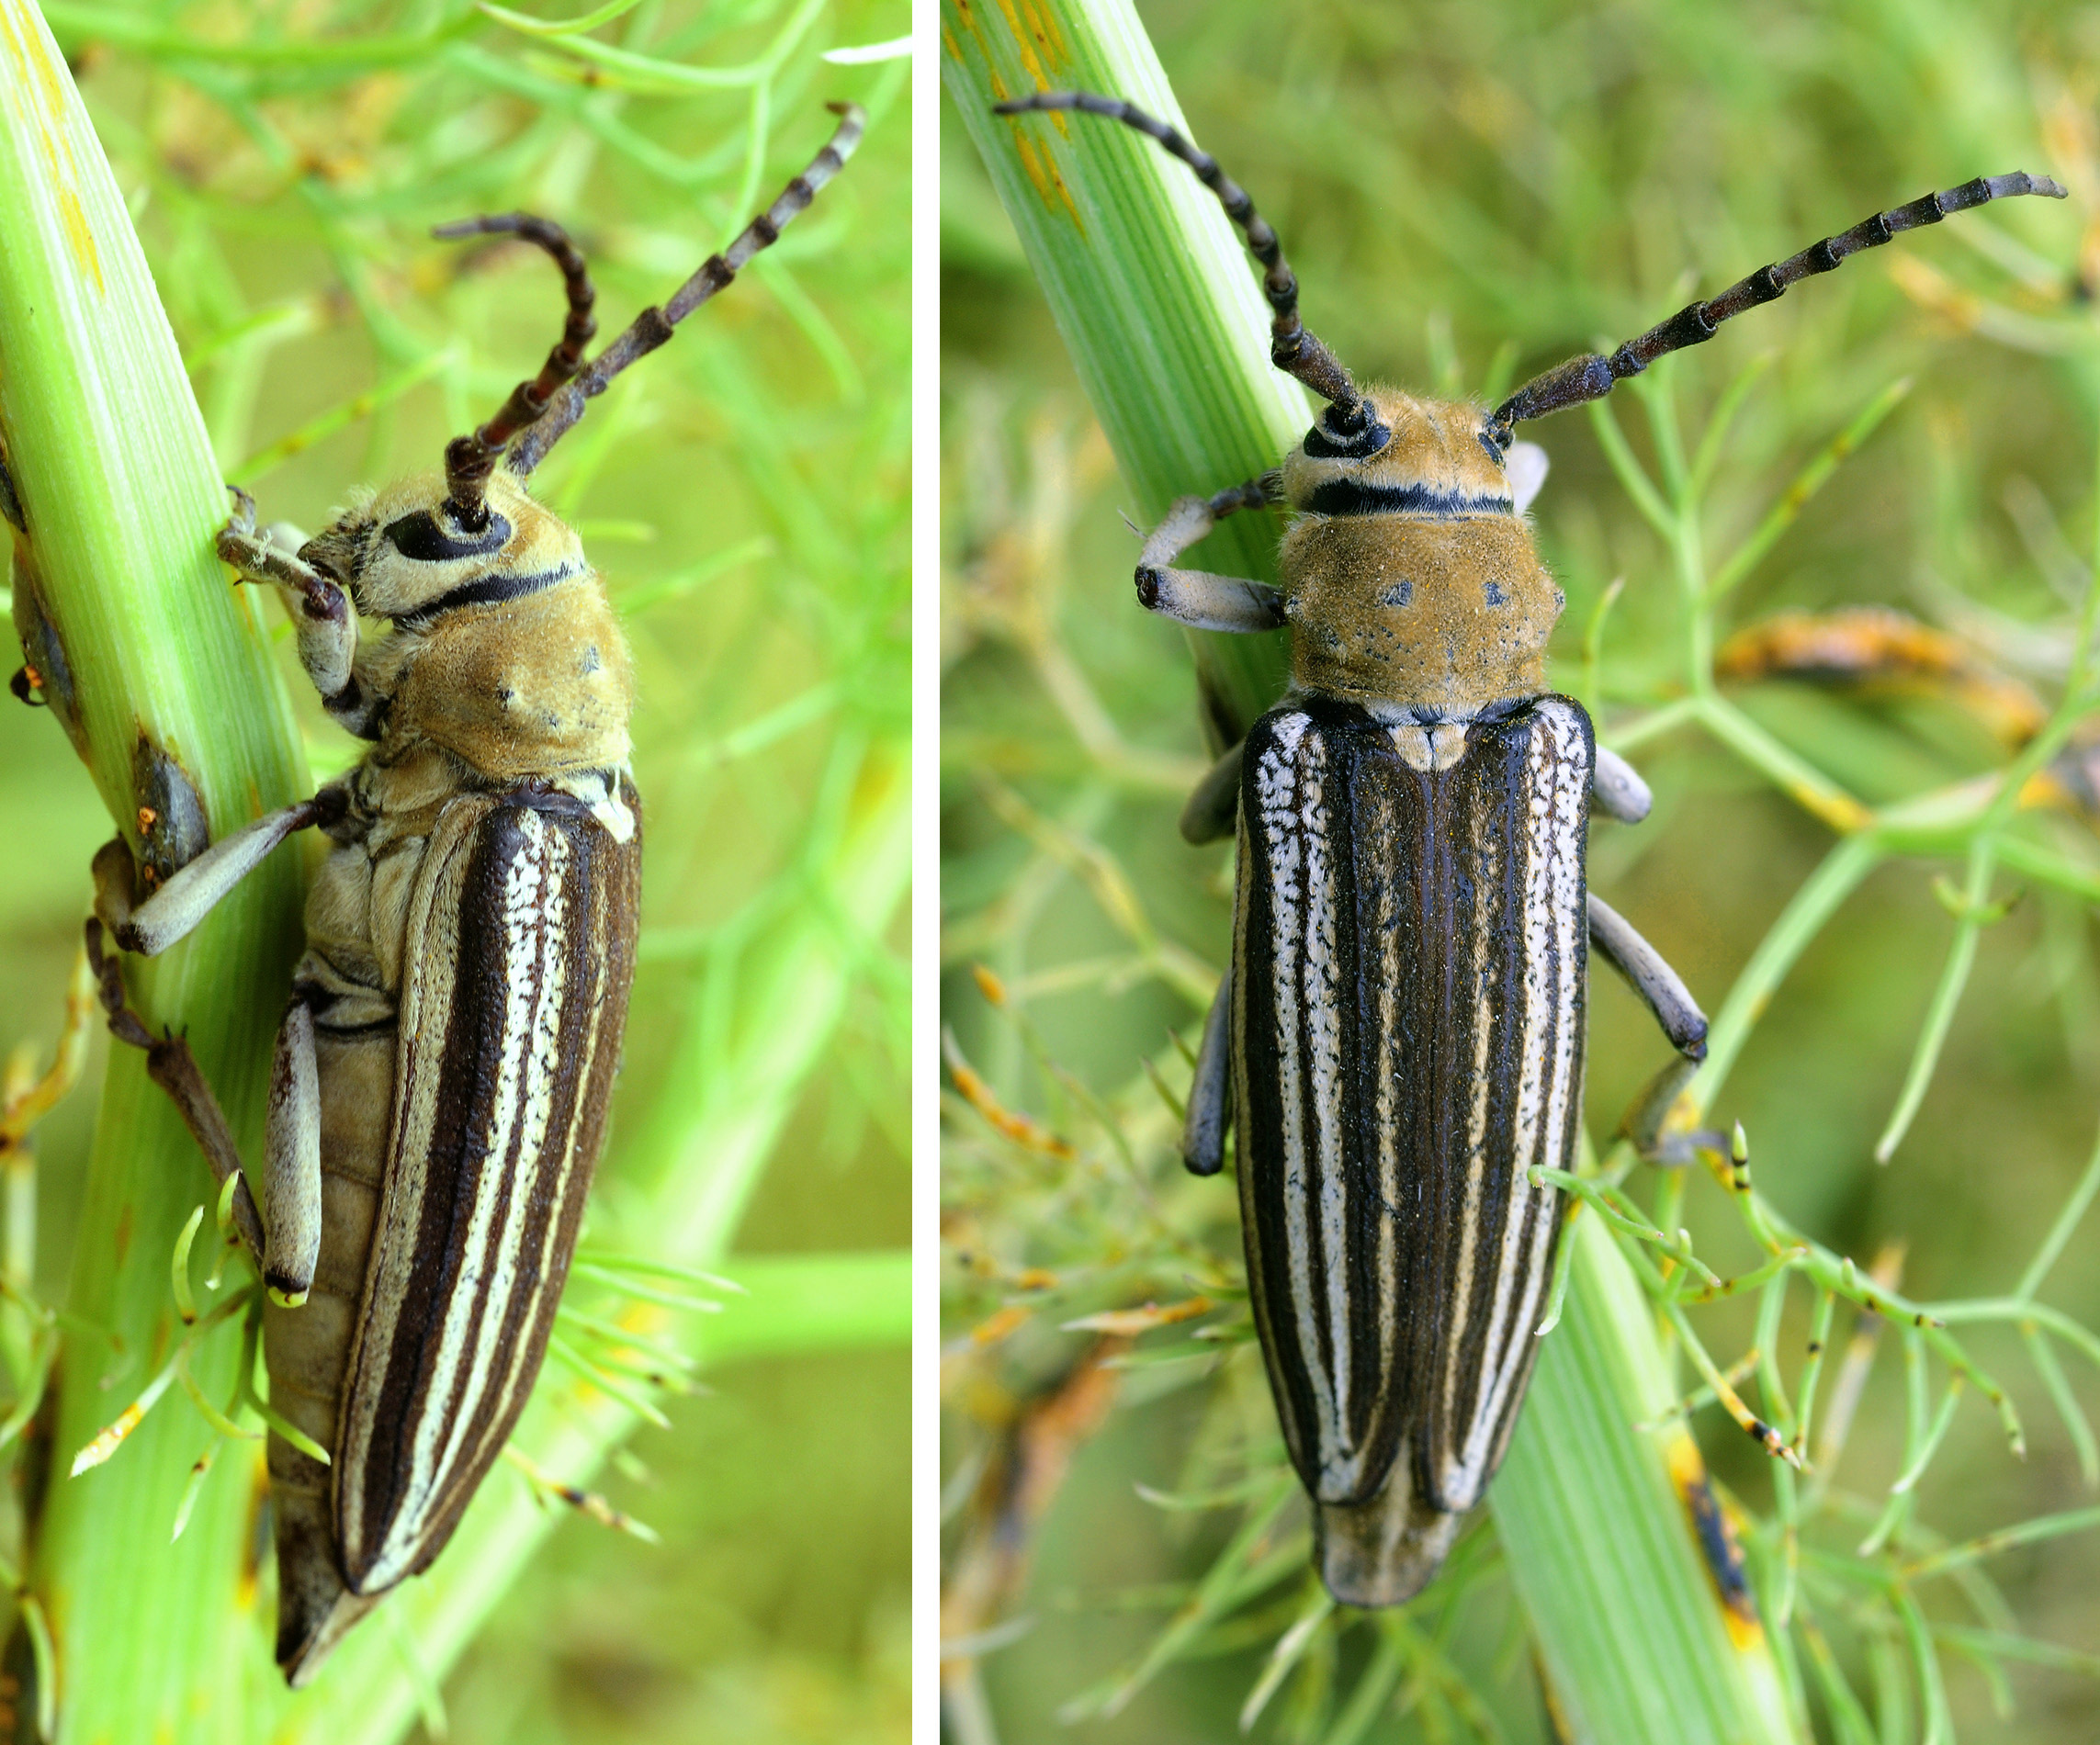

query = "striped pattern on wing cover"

[1232,693,1591,1523]
[335,783,640,1592]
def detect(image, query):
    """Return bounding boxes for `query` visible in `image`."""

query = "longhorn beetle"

[64,103,864,1683]
[994,88,2064,1607]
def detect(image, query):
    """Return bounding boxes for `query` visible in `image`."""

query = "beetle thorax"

[1278,388,1564,718]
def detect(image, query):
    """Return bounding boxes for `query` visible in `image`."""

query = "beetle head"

[299,468,586,627]
[1281,388,1517,520]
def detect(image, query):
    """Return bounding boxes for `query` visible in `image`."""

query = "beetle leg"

[1136,477,1288,632]
[1587,894,1707,1059]
[93,786,348,957]
[84,918,267,1261]
[1591,745,1653,824]
[217,489,358,704]
[1182,961,1234,1176]
[1180,740,1244,844]
[262,996,323,1308]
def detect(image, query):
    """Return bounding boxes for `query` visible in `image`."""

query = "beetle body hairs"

[73,103,864,1684]
[995,87,2063,1607]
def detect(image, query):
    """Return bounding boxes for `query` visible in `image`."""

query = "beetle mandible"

[77,103,864,1683]
[994,88,2063,1606]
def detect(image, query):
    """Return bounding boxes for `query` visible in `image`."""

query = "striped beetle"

[995,90,2063,1606]
[73,105,864,1683]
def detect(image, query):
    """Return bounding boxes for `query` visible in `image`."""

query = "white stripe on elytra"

[1297,733,1356,1492]
[371,817,570,1582]
[1448,703,1586,1502]
[1369,778,1402,1464]
[1256,715,1349,1492]
[1439,756,1502,1471]
[339,809,484,1563]
[476,852,607,1487]
[438,826,571,1489]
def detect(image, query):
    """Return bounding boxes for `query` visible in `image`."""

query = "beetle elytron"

[62,105,863,1682]
[996,87,2062,1604]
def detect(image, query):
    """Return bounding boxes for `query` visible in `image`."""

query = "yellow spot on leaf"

[57,184,103,298]
[972,1302,1032,1345]
[1061,1297,1214,1335]
[70,1403,143,1475]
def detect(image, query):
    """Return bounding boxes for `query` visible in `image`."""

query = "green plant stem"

[0,6,310,1739]
[1495,1211,1799,1743]
[1688,834,1884,1119]
[942,0,1306,743]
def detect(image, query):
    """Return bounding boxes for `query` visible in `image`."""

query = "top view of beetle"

[61,101,864,1686]
[991,88,2066,1609]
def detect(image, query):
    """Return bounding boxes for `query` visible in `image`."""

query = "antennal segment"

[432,214,598,528]
[993,90,1369,428]
[1490,171,2067,444]
[503,102,867,479]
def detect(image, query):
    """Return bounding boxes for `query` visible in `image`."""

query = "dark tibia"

[1493,171,2067,438]
[85,918,267,1261]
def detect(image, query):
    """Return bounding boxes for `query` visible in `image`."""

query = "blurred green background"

[943,0,2100,1739]
[0,1,908,1740]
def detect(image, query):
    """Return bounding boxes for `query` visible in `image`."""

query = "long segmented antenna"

[433,214,598,527]
[502,102,867,479]
[1490,171,2068,444]
[992,90,1371,430]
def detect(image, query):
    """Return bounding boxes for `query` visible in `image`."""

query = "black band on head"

[383,509,513,564]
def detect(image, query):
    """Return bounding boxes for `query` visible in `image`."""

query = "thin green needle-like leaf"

[481,0,827,92]
[1686,351,1778,502]
[2015,1110,2100,1300]
[1900,1505,2100,1582]
[2023,1326,2099,1489]
[473,0,647,36]
[231,349,455,484]
[1588,396,1675,538]
[1706,377,1913,602]
[1876,840,1998,1164]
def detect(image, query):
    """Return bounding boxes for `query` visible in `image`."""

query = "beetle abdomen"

[1233,693,1591,1597]
[266,1024,394,1680]
[334,783,641,1593]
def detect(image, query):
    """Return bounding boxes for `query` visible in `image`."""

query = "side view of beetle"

[66,103,864,1683]
[994,88,2064,1607]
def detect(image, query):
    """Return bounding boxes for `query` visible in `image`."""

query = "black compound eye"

[383,508,512,563]
[1302,415,1393,461]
